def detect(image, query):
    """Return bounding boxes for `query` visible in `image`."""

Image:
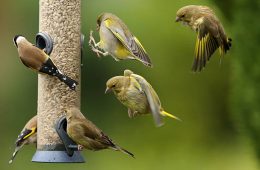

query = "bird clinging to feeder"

[89,12,152,67]
[65,107,134,158]
[13,35,78,90]
[9,115,37,164]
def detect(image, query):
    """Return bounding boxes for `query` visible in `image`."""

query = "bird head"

[13,35,24,47]
[96,13,104,31]
[176,5,199,23]
[65,107,85,121]
[105,76,126,94]
[97,12,118,31]
[64,108,72,121]
[96,12,110,31]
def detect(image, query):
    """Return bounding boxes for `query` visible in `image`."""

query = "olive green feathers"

[65,107,134,157]
[176,5,232,72]
[105,69,181,127]
[89,13,152,67]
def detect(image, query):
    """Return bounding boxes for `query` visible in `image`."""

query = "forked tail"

[56,70,78,90]
[9,147,20,164]
[160,111,182,121]
[114,145,135,158]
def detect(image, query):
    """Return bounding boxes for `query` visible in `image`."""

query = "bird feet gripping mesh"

[89,30,109,57]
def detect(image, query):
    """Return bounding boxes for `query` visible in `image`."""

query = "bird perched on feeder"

[13,35,78,90]
[65,107,134,157]
[9,115,37,164]
[89,12,152,67]
[175,5,232,72]
[105,69,181,127]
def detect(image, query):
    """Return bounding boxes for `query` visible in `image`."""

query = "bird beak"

[105,87,112,94]
[175,16,181,22]
[96,24,100,31]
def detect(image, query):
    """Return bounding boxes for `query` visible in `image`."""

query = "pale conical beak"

[105,87,112,94]
[175,16,181,22]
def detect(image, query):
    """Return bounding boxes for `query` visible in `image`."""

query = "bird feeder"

[31,0,84,163]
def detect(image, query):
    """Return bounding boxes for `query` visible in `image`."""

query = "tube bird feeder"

[32,0,84,163]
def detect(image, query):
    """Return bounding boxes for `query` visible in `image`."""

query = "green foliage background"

[0,0,259,170]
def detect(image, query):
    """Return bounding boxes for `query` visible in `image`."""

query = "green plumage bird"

[89,13,152,67]
[176,5,232,72]
[105,69,181,127]
[65,107,134,158]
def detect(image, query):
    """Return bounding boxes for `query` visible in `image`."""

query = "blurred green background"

[1,0,260,170]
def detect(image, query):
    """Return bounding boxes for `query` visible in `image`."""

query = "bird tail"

[56,70,78,90]
[113,145,135,158]
[222,37,232,54]
[9,146,21,164]
[40,58,78,90]
[160,111,182,121]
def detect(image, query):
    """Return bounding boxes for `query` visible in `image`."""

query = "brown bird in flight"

[176,5,232,72]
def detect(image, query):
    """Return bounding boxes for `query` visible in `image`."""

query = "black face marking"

[13,35,23,47]
[16,128,31,147]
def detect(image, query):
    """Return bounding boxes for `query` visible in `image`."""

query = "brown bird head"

[105,76,126,94]
[65,107,86,122]
[176,5,200,23]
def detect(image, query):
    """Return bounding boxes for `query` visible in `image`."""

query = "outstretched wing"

[131,74,163,127]
[193,17,221,72]
[104,18,152,67]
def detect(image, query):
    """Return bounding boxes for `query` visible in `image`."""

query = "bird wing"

[193,17,221,71]
[19,44,48,71]
[131,74,163,127]
[104,18,152,66]
[77,119,115,147]
[15,127,37,147]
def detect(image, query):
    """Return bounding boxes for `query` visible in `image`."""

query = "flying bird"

[89,13,152,67]
[105,69,181,127]
[176,5,232,71]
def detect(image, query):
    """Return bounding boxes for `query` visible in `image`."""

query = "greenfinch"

[105,69,181,127]
[9,115,37,164]
[89,13,152,67]
[13,35,78,90]
[175,5,232,72]
[65,107,134,157]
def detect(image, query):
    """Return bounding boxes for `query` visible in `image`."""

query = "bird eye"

[182,14,185,18]
[112,85,116,87]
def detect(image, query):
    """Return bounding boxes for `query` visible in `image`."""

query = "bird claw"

[89,30,102,58]
[88,30,95,46]
[91,46,101,58]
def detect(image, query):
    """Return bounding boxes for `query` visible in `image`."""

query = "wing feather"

[130,74,163,127]
[192,17,222,72]
[104,19,152,67]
